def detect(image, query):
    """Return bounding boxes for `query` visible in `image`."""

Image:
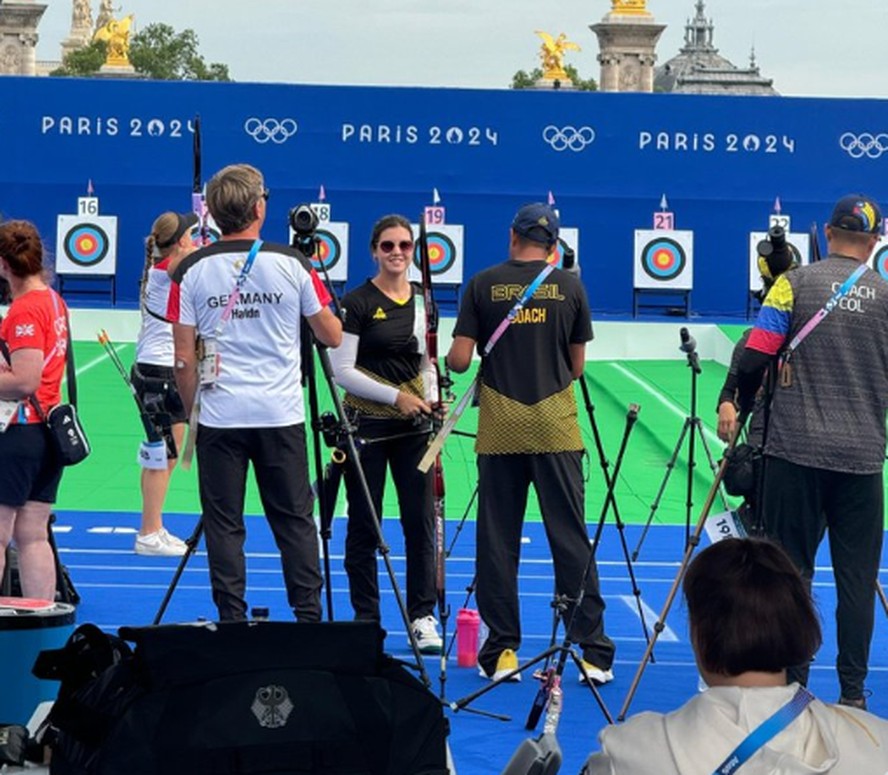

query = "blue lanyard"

[213,239,263,337]
[712,687,814,775]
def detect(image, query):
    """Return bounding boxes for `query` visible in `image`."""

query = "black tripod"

[632,327,729,560]
[451,402,642,726]
[619,417,745,720]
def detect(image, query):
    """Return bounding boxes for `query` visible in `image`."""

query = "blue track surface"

[42,511,888,775]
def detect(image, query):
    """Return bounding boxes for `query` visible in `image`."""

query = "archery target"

[634,230,693,290]
[190,213,221,246]
[288,221,349,282]
[56,214,118,276]
[872,237,888,280]
[407,224,464,285]
[547,228,580,271]
[748,232,810,293]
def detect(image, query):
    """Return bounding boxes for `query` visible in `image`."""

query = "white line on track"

[609,362,722,448]
[74,345,129,378]
[618,594,678,641]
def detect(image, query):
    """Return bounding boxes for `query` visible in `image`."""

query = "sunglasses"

[378,240,414,254]
[260,188,269,202]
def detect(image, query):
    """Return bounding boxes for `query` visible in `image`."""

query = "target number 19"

[78,197,99,217]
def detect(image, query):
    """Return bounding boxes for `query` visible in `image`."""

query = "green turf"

[64,339,738,527]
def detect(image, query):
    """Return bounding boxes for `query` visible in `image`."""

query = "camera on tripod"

[755,226,795,300]
[289,203,319,256]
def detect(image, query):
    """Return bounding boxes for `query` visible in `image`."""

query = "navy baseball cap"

[829,194,882,234]
[511,203,560,246]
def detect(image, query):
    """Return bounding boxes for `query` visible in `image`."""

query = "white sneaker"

[160,528,188,551]
[579,660,614,685]
[135,529,186,557]
[410,615,443,654]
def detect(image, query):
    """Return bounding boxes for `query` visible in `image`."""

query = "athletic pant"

[342,416,436,622]
[197,424,322,623]
[476,451,615,676]
[762,455,883,700]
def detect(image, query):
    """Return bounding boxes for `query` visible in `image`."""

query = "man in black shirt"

[447,203,615,683]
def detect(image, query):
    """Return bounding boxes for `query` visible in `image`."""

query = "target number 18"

[78,197,99,217]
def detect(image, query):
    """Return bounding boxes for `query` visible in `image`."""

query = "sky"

[31,0,888,98]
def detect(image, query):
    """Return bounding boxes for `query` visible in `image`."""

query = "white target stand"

[288,201,350,299]
[633,211,694,317]
[408,205,464,313]
[746,212,810,318]
[55,196,119,305]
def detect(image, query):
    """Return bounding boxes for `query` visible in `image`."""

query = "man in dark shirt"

[447,203,615,683]
[735,194,888,708]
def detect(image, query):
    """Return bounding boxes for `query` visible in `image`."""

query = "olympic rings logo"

[839,132,888,159]
[542,125,595,152]
[244,118,299,144]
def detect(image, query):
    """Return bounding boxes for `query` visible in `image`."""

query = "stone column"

[590,9,666,93]
[0,1,47,75]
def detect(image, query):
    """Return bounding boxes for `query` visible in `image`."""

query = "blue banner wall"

[1,76,886,316]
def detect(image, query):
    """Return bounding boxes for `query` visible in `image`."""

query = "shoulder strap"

[711,687,814,775]
[783,263,867,362]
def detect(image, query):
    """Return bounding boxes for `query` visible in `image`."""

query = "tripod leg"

[47,517,79,605]
[583,400,653,649]
[877,579,888,619]
[694,419,732,511]
[619,449,734,721]
[632,419,692,561]
[153,517,204,625]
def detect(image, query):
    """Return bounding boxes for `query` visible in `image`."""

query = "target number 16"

[78,197,99,217]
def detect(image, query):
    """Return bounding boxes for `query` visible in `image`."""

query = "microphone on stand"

[679,327,697,354]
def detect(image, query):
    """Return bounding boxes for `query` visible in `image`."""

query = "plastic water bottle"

[456,608,480,667]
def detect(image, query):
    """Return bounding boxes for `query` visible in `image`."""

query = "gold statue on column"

[534,31,582,81]
[93,13,134,68]
[611,0,650,15]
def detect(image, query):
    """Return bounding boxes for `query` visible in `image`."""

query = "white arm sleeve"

[328,331,399,406]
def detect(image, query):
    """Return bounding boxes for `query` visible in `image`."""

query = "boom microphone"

[679,327,696,354]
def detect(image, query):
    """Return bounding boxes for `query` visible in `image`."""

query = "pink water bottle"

[456,608,480,667]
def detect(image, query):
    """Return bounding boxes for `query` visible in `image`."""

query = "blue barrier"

[0,76,885,316]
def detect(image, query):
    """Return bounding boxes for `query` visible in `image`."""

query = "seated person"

[583,538,888,774]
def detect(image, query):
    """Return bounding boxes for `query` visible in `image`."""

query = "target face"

[56,214,118,276]
[311,229,342,271]
[547,228,579,270]
[407,224,464,285]
[288,221,349,282]
[634,229,694,290]
[413,231,456,276]
[189,224,221,247]
[641,237,685,281]
[873,240,888,280]
[64,223,109,266]
[747,232,810,293]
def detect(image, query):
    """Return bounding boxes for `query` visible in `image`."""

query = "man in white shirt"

[168,163,342,621]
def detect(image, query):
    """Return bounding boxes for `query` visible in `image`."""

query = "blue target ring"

[548,238,575,269]
[189,224,220,247]
[310,230,341,271]
[641,237,686,282]
[64,223,109,267]
[874,245,888,280]
[414,232,456,275]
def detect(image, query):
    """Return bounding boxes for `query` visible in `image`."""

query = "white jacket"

[584,684,888,775]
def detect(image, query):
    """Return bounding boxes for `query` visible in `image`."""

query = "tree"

[50,22,231,81]
[129,23,230,81]
[51,40,107,77]
[511,65,598,91]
